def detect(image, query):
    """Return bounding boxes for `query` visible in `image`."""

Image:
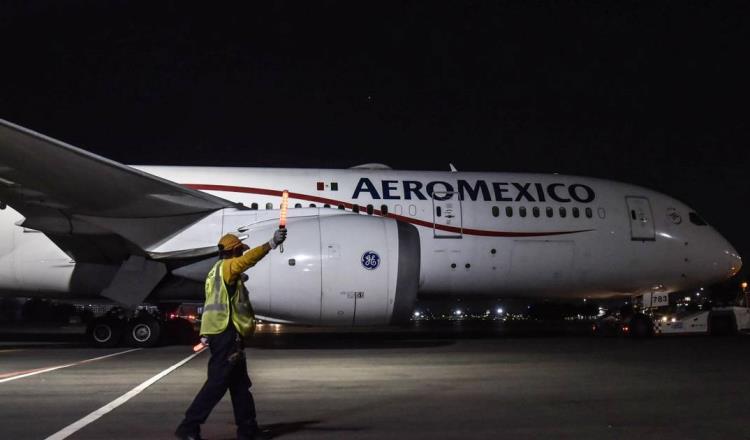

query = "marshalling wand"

[279,190,288,253]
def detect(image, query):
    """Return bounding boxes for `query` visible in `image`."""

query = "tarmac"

[0,328,748,440]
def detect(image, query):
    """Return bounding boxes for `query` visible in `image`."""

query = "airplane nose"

[698,231,743,283]
[725,242,742,277]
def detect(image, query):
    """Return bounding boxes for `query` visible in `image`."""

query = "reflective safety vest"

[200,260,256,338]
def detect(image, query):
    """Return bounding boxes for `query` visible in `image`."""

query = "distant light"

[496,308,504,315]
[671,317,677,323]
[742,282,748,290]
[583,298,587,302]
[455,309,463,316]
[413,311,421,317]
[684,296,691,302]
[661,316,668,323]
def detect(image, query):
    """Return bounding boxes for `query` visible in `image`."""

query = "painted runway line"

[45,348,207,440]
[0,348,141,383]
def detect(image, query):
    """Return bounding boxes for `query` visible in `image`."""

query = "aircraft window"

[546,207,553,218]
[381,205,388,215]
[585,207,593,218]
[689,212,707,226]
[352,204,360,213]
[630,210,636,220]
[324,204,331,208]
[532,207,540,218]
[265,202,273,210]
[309,203,317,208]
[436,206,442,217]
[294,203,302,208]
[559,207,566,218]
[367,204,374,215]
[492,206,499,217]
[519,206,527,218]
[505,206,513,217]
[572,207,580,218]
[250,203,258,210]
[338,204,345,210]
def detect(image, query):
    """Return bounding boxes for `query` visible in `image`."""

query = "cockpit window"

[689,212,707,226]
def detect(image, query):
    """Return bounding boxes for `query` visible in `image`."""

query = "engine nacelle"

[243,214,420,326]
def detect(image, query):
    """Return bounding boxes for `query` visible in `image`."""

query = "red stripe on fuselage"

[183,183,593,238]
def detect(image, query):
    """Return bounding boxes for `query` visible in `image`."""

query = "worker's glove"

[268,228,287,249]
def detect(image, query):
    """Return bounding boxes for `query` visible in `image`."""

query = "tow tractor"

[593,289,750,337]
[653,288,750,336]
[656,305,750,335]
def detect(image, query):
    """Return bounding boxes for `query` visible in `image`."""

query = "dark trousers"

[177,325,257,438]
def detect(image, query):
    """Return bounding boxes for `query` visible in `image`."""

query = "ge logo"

[361,251,380,270]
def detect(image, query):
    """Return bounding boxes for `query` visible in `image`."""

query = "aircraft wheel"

[629,314,654,338]
[87,317,124,348]
[125,316,162,348]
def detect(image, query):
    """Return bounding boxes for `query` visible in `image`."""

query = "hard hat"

[218,234,249,252]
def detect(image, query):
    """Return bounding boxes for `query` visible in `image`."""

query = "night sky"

[1,2,748,271]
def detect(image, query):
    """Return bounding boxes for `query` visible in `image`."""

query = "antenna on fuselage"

[449,163,458,173]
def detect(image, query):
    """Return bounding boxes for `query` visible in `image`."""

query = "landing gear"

[125,315,162,348]
[86,307,165,348]
[87,317,125,348]
[628,313,654,338]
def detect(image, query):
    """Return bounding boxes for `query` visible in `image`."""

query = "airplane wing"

[0,118,238,263]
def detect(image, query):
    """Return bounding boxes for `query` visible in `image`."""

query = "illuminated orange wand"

[279,190,288,253]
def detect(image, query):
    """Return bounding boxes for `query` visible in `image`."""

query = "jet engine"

[234,214,420,326]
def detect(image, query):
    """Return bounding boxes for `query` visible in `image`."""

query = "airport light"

[454,309,463,316]
[496,308,504,315]
[413,311,421,318]
[742,282,748,291]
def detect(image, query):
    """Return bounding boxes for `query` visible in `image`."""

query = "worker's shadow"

[217,420,363,439]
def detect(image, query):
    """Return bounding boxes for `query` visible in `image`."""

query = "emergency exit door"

[432,191,462,238]
[625,196,655,241]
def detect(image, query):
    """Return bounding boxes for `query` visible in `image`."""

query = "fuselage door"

[625,196,655,241]
[432,191,462,239]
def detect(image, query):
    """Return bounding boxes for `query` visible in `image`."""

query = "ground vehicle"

[656,306,750,335]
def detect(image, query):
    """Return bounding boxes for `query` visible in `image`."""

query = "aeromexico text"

[352,178,595,203]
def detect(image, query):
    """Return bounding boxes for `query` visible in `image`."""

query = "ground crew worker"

[175,229,287,440]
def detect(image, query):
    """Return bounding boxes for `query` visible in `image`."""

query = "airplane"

[0,119,742,347]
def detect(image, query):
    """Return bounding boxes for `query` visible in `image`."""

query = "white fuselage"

[0,167,742,300]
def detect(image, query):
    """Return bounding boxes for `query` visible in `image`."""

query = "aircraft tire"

[125,316,162,348]
[87,317,124,348]
[629,314,654,338]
